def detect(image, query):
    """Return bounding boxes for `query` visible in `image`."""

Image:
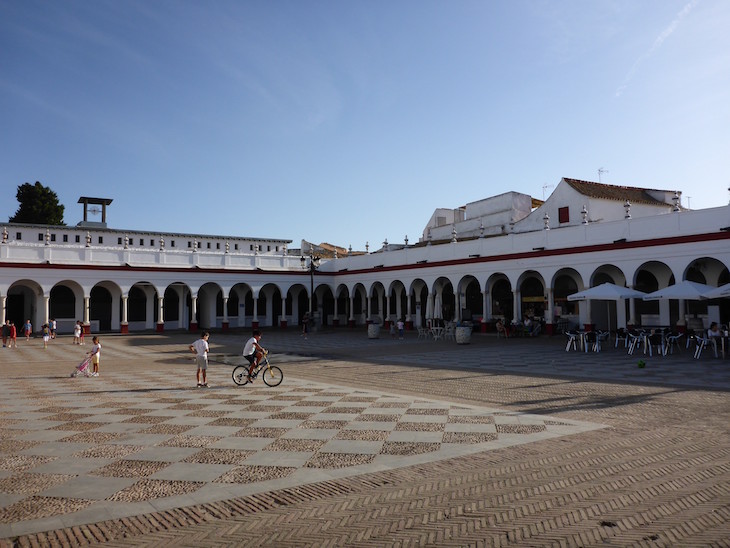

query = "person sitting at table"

[495,318,508,339]
[522,315,532,336]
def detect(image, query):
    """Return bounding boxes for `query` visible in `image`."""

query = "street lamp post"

[300,250,321,315]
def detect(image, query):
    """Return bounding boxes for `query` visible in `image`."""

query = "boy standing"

[189,331,210,388]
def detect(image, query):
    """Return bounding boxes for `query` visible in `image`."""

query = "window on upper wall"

[558,207,569,224]
[16,232,22,240]
[63,234,68,242]
[38,233,44,241]
[75,235,80,243]
[207,242,211,249]
[50,234,56,242]
[171,240,175,248]
[98,236,103,244]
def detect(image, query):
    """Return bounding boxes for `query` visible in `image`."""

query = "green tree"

[9,182,65,225]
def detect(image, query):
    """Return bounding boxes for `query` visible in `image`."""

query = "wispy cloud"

[615,0,700,97]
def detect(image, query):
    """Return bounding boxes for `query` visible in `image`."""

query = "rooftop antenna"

[686,196,691,209]
[542,183,554,199]
[598,167,609,183]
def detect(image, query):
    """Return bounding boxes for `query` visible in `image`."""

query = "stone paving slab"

[0,329,728,546]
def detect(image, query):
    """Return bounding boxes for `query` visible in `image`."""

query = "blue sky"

[1,0,728,249]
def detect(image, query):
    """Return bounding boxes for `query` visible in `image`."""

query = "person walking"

[41,323,50,348]
[88,336,102,376]
[50,318,57,339]
[8,322,17,348]
[1,320,9,347]
[301,313,309,340]
[397,318,405,339]
[73,321,81,345]
[23,319,32,341]
[189,331,210,388]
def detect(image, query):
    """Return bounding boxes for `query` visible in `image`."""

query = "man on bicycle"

[243,329,267,381]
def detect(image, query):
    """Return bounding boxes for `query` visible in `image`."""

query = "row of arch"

[3,255,728,334]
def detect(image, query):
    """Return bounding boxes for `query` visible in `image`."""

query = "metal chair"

[647,332,665,357]
[614,328,629,348]
[627,330,644,355]
[694,335,709,359]
[565,330,579,351]
[665,332,684,354]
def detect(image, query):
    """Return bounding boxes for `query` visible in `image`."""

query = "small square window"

[558,206,569,224]
[75,235,80,243]
[207,242,211,249]
[50,234,56,242]
[188,241,192,248]
[234,244,239,250]
[171,240,176,248]
[38,233,44,241]
[15,232,21,240]
[150,239,154,246]
[98,236,103,244]
[118,237,122,245]
[250,244,254,251]
[216,242,220,250]
[63,234,68,242]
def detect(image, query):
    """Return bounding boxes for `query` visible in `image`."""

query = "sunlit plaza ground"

[1,327,728,546]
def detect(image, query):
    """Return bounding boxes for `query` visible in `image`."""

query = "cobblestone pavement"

[0,329,728,546]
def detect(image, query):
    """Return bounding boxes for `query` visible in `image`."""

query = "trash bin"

[367,324,380,339]
[455,325,472,344]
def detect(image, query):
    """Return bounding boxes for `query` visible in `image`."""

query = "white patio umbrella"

[702,283,730,299]
[433,293,443,320]
[642,280,716,301]
[568,282,645,330]
[425,294,434,319]
[643,280,716,327]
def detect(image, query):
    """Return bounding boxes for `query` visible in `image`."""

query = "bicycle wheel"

[232,366,250,386]
[262,365,283,387]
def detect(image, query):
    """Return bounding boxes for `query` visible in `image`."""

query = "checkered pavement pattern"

[0,360,602,539]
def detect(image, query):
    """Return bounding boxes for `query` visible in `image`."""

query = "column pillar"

[83,296,91,334]
[0,296,6,324]
[252,294,259,329]
[385,294,392,327]
[120,296,129,334]
[156,296,165,332]
[628,286,637,328]
[222,297,229,332]
[406,293,413,330]
[349,295,355,328]
[332,295,339,327]
[190,296,198,331]
[280,296,288,328]
[546,288,555,335]
[481,290,488,333]
[43,295,50,326]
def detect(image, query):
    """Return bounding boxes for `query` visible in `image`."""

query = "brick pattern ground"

[0,329,728,547]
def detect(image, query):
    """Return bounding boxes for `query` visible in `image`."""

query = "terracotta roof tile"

[563,178,671,206]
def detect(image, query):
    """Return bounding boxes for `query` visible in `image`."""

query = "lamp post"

[300,250,321,315]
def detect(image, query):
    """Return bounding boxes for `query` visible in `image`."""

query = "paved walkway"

[0,329,728,546]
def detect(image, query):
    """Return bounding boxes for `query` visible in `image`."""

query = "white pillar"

[222,297,229,324]
[386,294,392,322]
[121,296,129,325]
[44,295,50,325]
[1,296,6,323]
[512,291,520,324]
[546,288,554,326]
[253,294,259,324]
[333,294,338,324]
[483,290,490,321]
[83,296,90,326]
[157,296,164,328]
[349,295,355,321]
[406,293,412,322]
[281,296,287,325]
[191,296,198,323]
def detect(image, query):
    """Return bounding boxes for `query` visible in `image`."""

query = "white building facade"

[1,181,729,336]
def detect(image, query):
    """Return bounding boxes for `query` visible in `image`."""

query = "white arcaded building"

[1,179,728,335]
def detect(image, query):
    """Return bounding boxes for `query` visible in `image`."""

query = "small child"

[24,319,32,341]
[88,336,101,376]
[42,323,50,348]
[9,322,17,348]
[73,321,81,345]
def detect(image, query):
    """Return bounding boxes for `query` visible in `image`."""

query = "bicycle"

[232,351,283,387]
